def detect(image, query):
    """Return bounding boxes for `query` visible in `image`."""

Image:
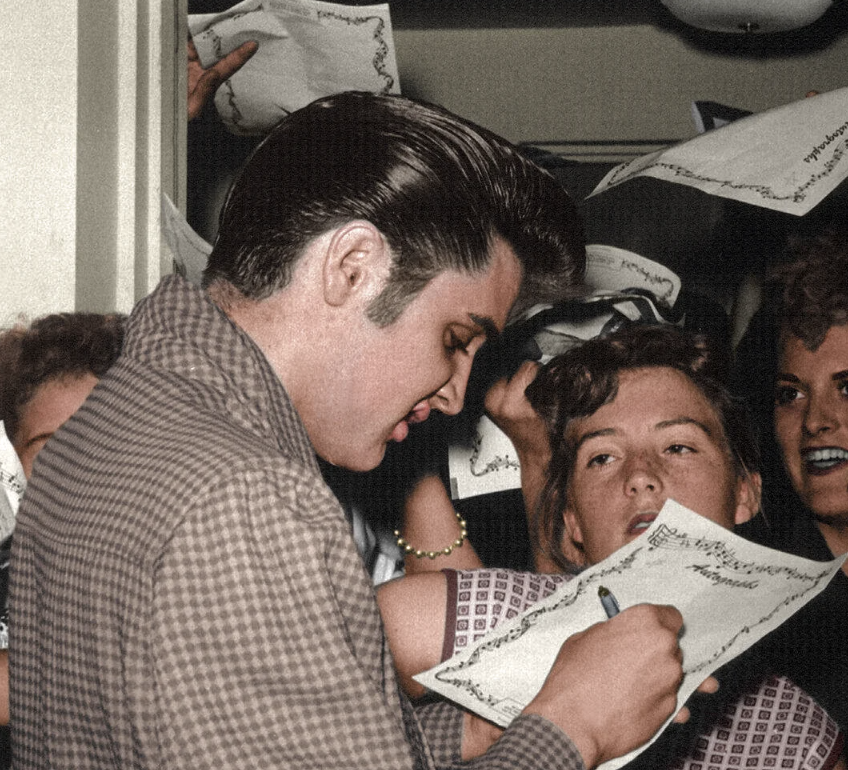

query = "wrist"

[395,509,468,561]
[461,711,504,760]
[522,703,599,769]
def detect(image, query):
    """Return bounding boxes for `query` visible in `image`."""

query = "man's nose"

[430,356,474,416]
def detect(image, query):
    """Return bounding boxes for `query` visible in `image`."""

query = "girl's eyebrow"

[573,428,615,452]
[655,417,714,437]
[574,417,714,452]
[775,370,848,383]
[20,431,54,451]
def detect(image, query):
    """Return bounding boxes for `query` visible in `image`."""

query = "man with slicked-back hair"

[11,92,686,770]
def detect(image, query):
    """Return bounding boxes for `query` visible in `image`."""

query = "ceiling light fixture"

[660,0,834,34]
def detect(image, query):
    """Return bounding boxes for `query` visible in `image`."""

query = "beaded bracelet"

[394,510,467,560]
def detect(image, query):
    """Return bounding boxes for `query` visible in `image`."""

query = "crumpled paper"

[189,0,400,135]
[591,87,848,216]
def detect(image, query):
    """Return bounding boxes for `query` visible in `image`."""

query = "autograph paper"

[414,500,846,770]
[589,87,848,216]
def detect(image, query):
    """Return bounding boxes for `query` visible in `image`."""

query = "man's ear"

[322,221,390,308]
[733,471,763,525]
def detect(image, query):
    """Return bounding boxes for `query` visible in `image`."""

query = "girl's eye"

[587,453,613,467]
[838,380,848,398]
[774,385,802,406]
[665,444,694,455]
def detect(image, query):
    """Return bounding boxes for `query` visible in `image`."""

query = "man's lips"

[627,513,658,536]
[389,401,432,443]
[802,446,848,476]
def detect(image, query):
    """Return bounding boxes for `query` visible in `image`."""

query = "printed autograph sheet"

[0,421,24,542]
[589,86,848,216]
[415,499,846,770]
[189,0,400,135]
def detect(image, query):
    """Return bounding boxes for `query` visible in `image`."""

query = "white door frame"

[0,0,186,322]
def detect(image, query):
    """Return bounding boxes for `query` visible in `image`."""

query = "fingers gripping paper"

[189,0,400,135]
[414,500,846,770]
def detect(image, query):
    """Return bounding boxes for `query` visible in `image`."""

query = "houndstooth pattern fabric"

[416,697,581,770]
[9,276,584,770]
[443,569,844,770]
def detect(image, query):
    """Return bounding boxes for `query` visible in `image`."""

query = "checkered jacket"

[9,275,581,770]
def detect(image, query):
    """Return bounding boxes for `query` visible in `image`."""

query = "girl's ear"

[562,505,589,567]
[733,471,763,525]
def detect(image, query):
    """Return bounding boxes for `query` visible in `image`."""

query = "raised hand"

[187,36,258,121]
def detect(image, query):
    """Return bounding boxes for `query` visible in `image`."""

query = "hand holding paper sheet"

[189,0,400,135]
[415,499,846,770]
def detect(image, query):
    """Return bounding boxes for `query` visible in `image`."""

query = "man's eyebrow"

[776,372,801,383]
[469,313,500,340]
[833,369,848,381]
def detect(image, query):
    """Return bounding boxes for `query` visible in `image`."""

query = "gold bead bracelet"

[394,511,467,560]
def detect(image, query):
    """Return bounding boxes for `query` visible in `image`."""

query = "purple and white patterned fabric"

[442,569,844,770]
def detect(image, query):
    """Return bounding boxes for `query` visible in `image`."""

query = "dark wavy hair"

[767,226,848,352]
[0,312,125,443]
[525,324,759,572]
[203,91,585,325]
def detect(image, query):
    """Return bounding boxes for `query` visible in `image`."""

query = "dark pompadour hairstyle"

[0,312,125,443]
[203,91,585,325]
[524,323,759,572]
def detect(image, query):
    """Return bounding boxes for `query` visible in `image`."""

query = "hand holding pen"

[597,585,721,730]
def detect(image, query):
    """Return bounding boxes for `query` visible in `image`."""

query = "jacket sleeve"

[415,698,586,770]
[151,466,586,770]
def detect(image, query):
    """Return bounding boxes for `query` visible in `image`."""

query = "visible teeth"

[632,521,651,531]
[804,448,848,464]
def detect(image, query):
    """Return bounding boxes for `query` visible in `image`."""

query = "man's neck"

[205,279,246,313]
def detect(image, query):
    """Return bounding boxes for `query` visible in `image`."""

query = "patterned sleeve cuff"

[472,714,586,770]
[416,698,586,770]
[415,698,465,766]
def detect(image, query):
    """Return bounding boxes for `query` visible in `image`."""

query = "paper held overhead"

[589,87,848,216]
[189,0,400,135]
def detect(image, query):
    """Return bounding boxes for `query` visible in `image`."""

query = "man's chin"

[319,442,387,473]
